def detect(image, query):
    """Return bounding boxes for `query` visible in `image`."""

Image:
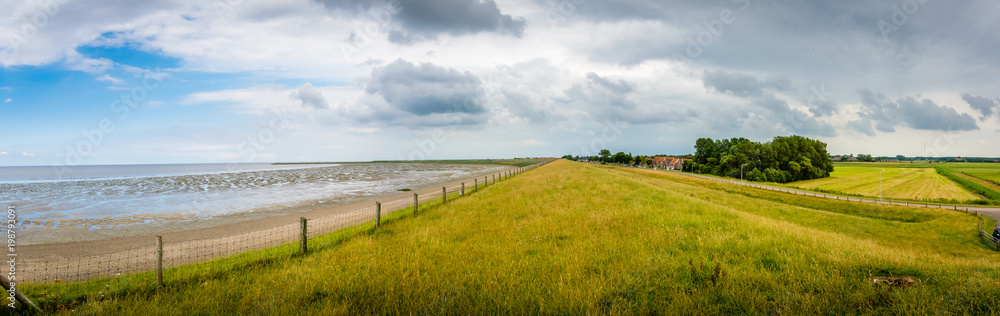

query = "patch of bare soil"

[868,276,920,288]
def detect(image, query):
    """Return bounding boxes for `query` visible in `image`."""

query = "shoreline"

[18,165,519,261]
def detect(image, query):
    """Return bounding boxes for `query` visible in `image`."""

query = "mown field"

[789,163,982,201]
[944,163,1000,187]
[15,160,1000,315]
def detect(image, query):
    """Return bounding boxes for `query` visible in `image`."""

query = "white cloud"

[97,74,123,84]
[2,98,11,103]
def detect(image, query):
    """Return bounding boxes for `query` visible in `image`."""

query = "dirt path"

[613,166,1000,224]
[955,171,1000,193]
[17,164,541,282]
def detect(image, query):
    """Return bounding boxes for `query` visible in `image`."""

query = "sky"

[1,0,999,167]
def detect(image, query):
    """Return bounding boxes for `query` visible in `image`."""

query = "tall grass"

[936,167,1000,203]
[15,160,1000,315]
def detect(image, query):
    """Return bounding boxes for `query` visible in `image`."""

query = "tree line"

[688,135,834,183]
[562,150,693,166]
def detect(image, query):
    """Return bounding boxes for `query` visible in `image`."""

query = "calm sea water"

[0,163,509,244]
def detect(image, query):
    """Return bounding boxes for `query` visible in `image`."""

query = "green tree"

[599,149,611,162]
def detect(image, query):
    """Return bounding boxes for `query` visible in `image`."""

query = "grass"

[14,160,1000,315]
[935,167,1000,203]
[788,163,984,203]
[369,159,543,167]
[274,159,544,167]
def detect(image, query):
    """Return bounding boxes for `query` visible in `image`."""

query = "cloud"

[852,89,979,133]
[292,83,330,109]
[2,98,11,103]
[97,74,124,84]
[701,70,833,136]
[316,0,526,44]
[961,93,999,120]
[62,50,114,74]
[702,70,790,98]
[364,59,484,116]
[564,72,638,115]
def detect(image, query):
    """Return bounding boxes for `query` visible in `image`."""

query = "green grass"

[935,167,1000,203]
[15,160,1000,315]
[940,163,1000,189]
[788,163,984,203]
[273,159,545,167]
[369,159,544,167]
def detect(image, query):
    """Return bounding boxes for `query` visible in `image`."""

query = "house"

[846,157,859,162]
[652,156,685,170]
[831,156,842,162]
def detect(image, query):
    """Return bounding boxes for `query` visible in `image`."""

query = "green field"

[944,163,1000,187]
[789,163,982,201]
[18,160,1000,315]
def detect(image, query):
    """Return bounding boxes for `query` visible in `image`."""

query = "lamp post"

[741,163,748,183]
[880,169,885,203]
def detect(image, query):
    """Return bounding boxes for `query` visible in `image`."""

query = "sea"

[0,162,510,244]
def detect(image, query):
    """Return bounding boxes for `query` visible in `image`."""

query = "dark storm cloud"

[365,59,485,117]
[315,0,525,44]
[852,89,978,134]
[961,93,1000,120]
[577,0,1000,103]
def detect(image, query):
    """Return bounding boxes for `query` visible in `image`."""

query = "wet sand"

[15,165,530,282]
[19,166,517,259]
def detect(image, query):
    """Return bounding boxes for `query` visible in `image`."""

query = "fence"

[18,161,551,285]
[979,215,1000,251]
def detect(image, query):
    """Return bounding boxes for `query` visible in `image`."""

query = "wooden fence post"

[442,187,447,203]
[485,176,488,187]
[300,217,307,254]
[156,236,163,289]
[414,193,419,214]
[461,182,465,197]
[475,178,478,190]
[0,274,39,312]
[375,202,381,230]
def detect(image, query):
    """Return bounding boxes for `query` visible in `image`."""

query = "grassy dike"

[16,160,1000,315]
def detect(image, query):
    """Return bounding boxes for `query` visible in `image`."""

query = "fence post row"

[300,217,307,254]
[375,202,381,230]
[156,235,164,289]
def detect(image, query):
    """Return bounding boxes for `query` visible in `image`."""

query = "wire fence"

[18,161,551,284]
[979,215,1000,251]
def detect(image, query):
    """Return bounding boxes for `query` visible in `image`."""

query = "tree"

[599,149,611,162]
[691,135,833,183]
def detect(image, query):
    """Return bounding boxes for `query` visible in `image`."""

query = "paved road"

[634,167,1000,224]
